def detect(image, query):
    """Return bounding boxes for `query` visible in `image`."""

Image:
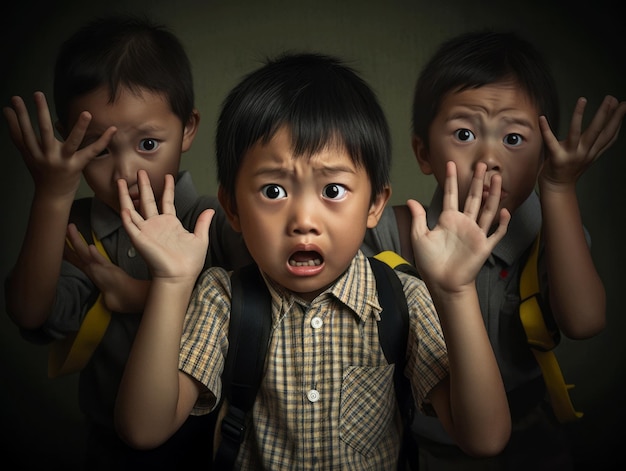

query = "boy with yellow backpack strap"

[362,29,622,470]
[3,15,254,469]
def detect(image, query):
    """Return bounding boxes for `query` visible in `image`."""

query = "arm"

[3,92,115,329]
[409,161,511,456]
[114,170,214,448]
[539,95,626,338]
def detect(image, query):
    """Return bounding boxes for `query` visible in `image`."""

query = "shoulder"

[186,268,233,329]
[195,266,232,294]
[396,270,431,304]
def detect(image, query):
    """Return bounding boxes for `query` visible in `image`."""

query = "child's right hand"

[408,161,510,294]
[118,169,214,283]
[3,91,116,200]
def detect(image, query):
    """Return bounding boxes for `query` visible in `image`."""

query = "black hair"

[53,15,194,129]
[412,30,560,147]
[215,52,391,203]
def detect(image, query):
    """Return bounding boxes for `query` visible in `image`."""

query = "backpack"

[519,233,583,423]
[213,252,420,470]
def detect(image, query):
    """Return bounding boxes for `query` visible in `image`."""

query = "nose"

[112,152,138,182]
[287,196,321,236]
[477,141,502,172]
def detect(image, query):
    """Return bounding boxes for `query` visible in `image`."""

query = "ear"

[366,186,392,228]
[181,108,200,153]
[218,185,242,232]
[412,135,433,175]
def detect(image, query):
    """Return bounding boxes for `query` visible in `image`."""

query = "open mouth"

[289,251,323,267]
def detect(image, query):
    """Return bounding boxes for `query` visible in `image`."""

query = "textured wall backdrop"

[1,0,624,468]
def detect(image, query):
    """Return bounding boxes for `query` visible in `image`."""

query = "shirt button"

[127,246,136,258]
[311,317,323,329]
[307,389,320,403]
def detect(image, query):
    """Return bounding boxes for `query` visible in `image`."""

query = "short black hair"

[412,30,559,147]
[53,15,194,129]
[215,52,391,203]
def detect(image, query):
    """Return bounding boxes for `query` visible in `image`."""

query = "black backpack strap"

[214,263,272,469]
[368,256,419,471]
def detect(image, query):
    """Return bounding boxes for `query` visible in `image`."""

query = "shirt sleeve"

[179,267,233,414]
[18,260,97,343]
[400,272,449,411]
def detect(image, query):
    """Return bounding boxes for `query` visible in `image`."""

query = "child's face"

[414,81,544,218]
[223,126,388,302]
[66,86,196,213]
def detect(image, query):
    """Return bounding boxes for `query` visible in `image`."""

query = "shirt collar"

[426,185,541,265]
[263,250,382,324]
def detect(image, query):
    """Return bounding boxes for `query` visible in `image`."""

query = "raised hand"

[3,91,116,199]
[408,161,510,293]
[118,169,213,282]
[539,95,626,187]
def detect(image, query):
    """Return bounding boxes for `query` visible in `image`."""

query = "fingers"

[117,178,141,227]
[6,95,38,156]
[407,199,427,238]
[66,223,90,258]
[62,110,92,156]
[33,91,57,152]
[564,96,586,147]
[538,115,561,158]
[88,244,110,264]
[136,170,160,218]
[487,208,511,248]
[66,223,109,265]
[442,161,459,212]
[3,102,27,154]
[194,209,215,243]
[159,174,177,216]
[477,173,502,233]
[561,95,626,163]
[463,162,487,220]
[118,171,177,226]
[587,96,626,158]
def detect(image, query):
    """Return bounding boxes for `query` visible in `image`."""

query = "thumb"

[194,208,215,244]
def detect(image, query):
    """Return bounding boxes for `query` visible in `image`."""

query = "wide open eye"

[503,133,524,147]
[139,138,160,152]
[322,183,347,200]
[261,184,287,200]
[454,128,475,142]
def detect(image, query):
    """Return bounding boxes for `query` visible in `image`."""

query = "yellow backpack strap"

[374,250,410,269]
[48,231,112,378]
[374,250,420,278]
[519,233,583,422]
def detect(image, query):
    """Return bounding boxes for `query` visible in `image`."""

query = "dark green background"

[1,0,624,468]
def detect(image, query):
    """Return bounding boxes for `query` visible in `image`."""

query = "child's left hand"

[408,161,510,294]
[539,95,626,187]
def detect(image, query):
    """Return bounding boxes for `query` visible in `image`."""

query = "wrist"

[537,177,576,196]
